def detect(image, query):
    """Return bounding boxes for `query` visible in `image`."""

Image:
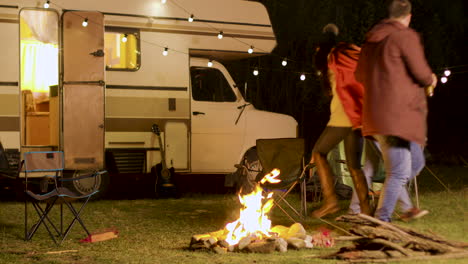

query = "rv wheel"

[63,170,109,199]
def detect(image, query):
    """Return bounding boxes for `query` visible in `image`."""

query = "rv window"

[191,67,236,102]
[104,27,140,71]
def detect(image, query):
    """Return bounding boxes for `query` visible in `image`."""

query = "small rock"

[275,238,288,252]
[246,241,276,253]
[238,236,252,250]
[213,246,227,254]
[287,223,307,239]
[287,237,306,249]
[217,240,230,248]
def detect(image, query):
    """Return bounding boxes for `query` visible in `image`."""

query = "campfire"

[189,169,334,253]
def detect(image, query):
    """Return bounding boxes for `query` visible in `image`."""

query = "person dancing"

[310,24,371,218]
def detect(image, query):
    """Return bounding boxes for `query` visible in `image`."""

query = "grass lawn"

[0,165,467,264]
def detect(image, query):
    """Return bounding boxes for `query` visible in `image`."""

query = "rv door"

[190,58,246,173]
[62,11,105,170]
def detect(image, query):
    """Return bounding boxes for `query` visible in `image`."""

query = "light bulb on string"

[281,58,287,67]
[253,67,259,76]
[122,34,128,43]
[441,76,447,84]
[300,73,306,81]
[82,18,88,27]
[44,1,50,8]
[162,47,168,56]
[444,69,451,77]
[207,60,213,67]
[188,14,194,22]
[161,0,167,4]
[248,46,254,54]
[217,31,223,39]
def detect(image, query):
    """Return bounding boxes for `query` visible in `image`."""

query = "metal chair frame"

[22,151,104,244]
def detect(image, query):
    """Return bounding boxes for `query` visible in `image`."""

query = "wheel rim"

[72,170,102,194]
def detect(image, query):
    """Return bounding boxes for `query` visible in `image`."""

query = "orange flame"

[224,169,281,246]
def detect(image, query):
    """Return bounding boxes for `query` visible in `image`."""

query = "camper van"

[0,0,297,196]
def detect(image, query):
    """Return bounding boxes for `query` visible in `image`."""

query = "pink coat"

[355,19,433,145]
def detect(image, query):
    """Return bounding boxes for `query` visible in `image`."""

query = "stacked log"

[324,214,468,262]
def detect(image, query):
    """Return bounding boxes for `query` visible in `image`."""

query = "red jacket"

[355,20,433,145]
[328,43,364,129]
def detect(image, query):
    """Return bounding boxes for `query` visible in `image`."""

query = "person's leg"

[349,139,378,214]
[374,135,411,222]
[397,142,425,212]
[311,126,351,218]
[344,130,371,215]
[399,142,429,220]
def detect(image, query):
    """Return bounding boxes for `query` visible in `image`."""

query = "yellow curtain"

[104,32,137,69]
[20,40,58,94]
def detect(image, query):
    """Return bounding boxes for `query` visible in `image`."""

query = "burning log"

[322,214,468,262]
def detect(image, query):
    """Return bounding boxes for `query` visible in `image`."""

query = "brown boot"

[311,153,339,218]
[349,168,372,215]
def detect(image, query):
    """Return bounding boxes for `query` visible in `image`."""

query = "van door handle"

[192,111,205,115]
[90,49,104,57]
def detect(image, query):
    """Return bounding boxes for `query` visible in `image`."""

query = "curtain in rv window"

[20,10,58,100]
[104,27,140,71]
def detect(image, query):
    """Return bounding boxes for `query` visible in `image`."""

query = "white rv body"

[0,0,297,194]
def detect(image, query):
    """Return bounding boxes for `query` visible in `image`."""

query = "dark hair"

[387,0,411,19]
[314,24,338,97]
[314,24,338,73]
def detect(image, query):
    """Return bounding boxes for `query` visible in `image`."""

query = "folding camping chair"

[22,151,105,244]
[255,138,310,222]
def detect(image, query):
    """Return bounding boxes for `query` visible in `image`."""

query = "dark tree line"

[225,0,468,163]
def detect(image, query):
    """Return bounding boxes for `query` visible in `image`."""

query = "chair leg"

[60,197,92,244]
[26,198,61,244]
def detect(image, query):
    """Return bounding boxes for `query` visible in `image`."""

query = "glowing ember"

[224,169,280,246]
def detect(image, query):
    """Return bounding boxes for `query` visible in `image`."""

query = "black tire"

[63,170,110,200]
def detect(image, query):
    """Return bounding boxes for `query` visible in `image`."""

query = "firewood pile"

[323,214,468,263]
[189,223,335,254]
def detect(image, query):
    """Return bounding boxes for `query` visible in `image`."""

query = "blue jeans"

[349,140,413,214]
[373,135,425,222]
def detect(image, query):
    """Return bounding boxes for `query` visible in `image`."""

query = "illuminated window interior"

[20,17,58,100]
[104,28,140,71]
[19,10,59,147]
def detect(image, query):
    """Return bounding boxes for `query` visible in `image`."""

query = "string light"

[217,31,223,39]
[207,60,213,67]
[122,34,128,43]
[188,14,194,22]
[444,69,451,77]
[82,18,88,27]
[300,74,306,81]
[441,76,447,84]
[44,1,50,8]
[161,0,167,4]
[162,47,168,56]
[248,46,254,54]
[253,67,259,76]
[281,58,287,67]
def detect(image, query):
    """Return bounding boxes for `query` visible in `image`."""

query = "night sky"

[229,0,468,163]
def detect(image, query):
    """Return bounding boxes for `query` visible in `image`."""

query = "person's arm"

[399,30,434,87]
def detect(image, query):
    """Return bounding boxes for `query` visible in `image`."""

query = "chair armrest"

[60,170,107,182]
